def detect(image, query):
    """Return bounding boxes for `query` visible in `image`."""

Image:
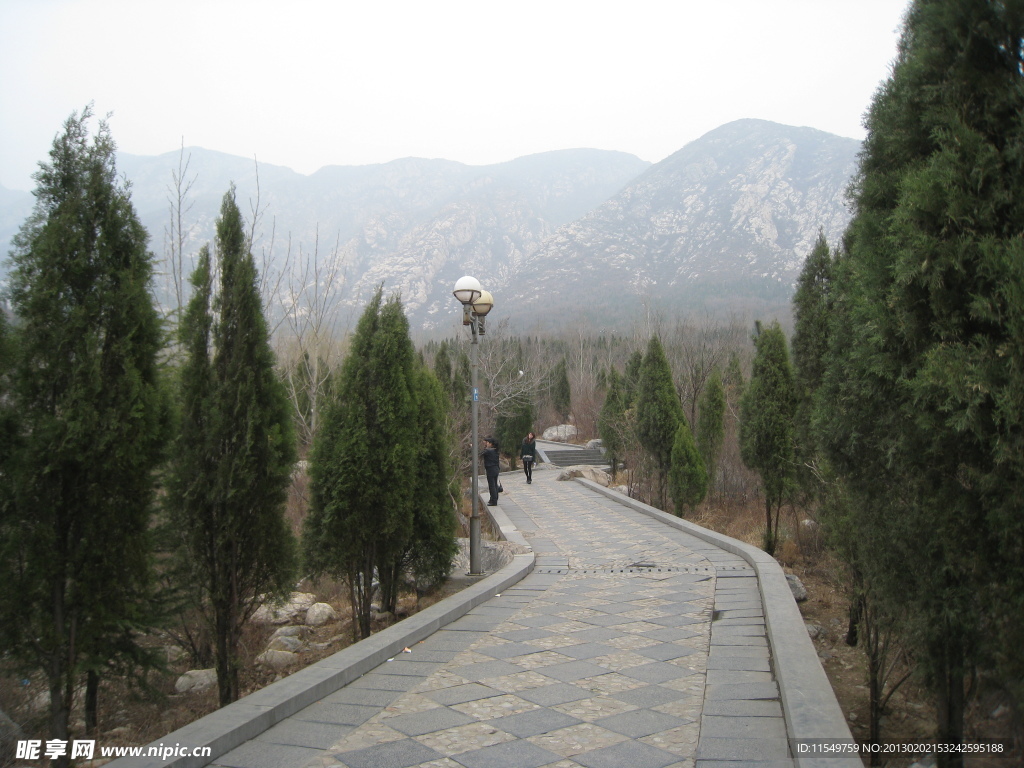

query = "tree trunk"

[85,669,99,736]
[935,647,965,768]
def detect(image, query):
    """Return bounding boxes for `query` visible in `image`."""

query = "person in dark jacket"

[520,432,537,484]
[482,437,501,505]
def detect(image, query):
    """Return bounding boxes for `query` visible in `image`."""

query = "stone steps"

[543,448,608,467]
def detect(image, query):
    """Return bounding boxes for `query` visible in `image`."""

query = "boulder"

[450,539,530,575]
[305,602,338,626]
[267,635,304,653]
[252,591,317,624]
[269,625,306,641]
[542,425,577,442]
[556,466,610,486]
[174,668,217,694]
[256,649,300,670]
[786,573,808,602]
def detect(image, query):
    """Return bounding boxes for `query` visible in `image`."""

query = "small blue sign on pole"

[473,387,479,401]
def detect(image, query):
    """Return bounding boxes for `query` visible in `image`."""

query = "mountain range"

[0,119,861,334]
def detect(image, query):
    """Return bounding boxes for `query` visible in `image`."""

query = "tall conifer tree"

[669,419,707,517]
[0,109,167,750]
[305,288,422,638]
[695,368,725,492]
[167,188,296,706]
[635,336,684,509]
[598,367,626,477]
[816,2,1024,754]
[739,322,795,556]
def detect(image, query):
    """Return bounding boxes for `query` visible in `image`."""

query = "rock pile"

[174,591,342,692]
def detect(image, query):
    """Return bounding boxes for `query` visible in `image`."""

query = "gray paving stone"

[705,681,780,701]
[321,687,400,707]
[446,615,507,631]
[574,739,682,768]
[696,761,794,768]
[644,626,704,642]
[594,709,686,738]
[696,737,790,761]
[332,738,444,768]
[517,682,592,706]
[557,642,619,660]
[706,669,774,685]
[575,613,635,627]
[706,655,772,672]
[255,719,351,749]
[347,674,421,692]
[646,613,708,628]
[488,708,582,737]
[290,702,379,726]
[212,741,322,768]
[422,682,502,705]
[400,649,459,663]
[701,715,787,739]
[702,699,784,718]
[635,643,699,662]
[495,627,554,642]
[612,684,691,708]
[708,634,768,647]
[375,660,447,676]
[514,613,565,628]
[454,739,562,768]
[619,661,688,684]
[449,659,525,681]
[381,706,476,736]
[474,641,549,660]
[539,659,610,682]
[570,627,629,642]
[708,645,770,659]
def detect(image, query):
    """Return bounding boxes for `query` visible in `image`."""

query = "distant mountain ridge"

[0,120,860,332]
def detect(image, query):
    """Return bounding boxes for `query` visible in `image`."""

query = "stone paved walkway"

[210,466,792,768]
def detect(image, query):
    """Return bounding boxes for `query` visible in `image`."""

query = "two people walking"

[482,432,538,505]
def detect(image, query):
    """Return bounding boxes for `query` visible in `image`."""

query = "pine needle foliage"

[635,336,685,509]
[739,322,795,556]
[305,287,456,639]
[815,1,1024,754]
[669,419,707,517]
[167,188,297,706]
[695,368,725,492]
[0,108,168,749]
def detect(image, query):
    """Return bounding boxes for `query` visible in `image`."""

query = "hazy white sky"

[0,0,909,192]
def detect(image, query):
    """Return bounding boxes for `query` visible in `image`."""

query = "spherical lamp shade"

[453,275,482,305]
[472,290,494,316]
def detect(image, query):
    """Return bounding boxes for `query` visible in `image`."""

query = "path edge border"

[575,478,861,768]
[109,529,535,768]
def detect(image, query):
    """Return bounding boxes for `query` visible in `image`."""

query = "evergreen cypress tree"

[622,349,643,408]
[167,188,297,706]
[550,358,572,423]
[739,322,795,556]
[0,109,167,749]
[816,1,1024,753]
[496,396,533,471]
[635,336,684,509]
[695,368,725,493]
[598,367,626,477]
[304,287,419,638]
[791,232,834,494]
[669,419,707,517]
[402,364,459,590]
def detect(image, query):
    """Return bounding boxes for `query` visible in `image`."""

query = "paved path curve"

[208,467,797,768]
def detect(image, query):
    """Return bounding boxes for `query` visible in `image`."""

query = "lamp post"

[452,276,493,576]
